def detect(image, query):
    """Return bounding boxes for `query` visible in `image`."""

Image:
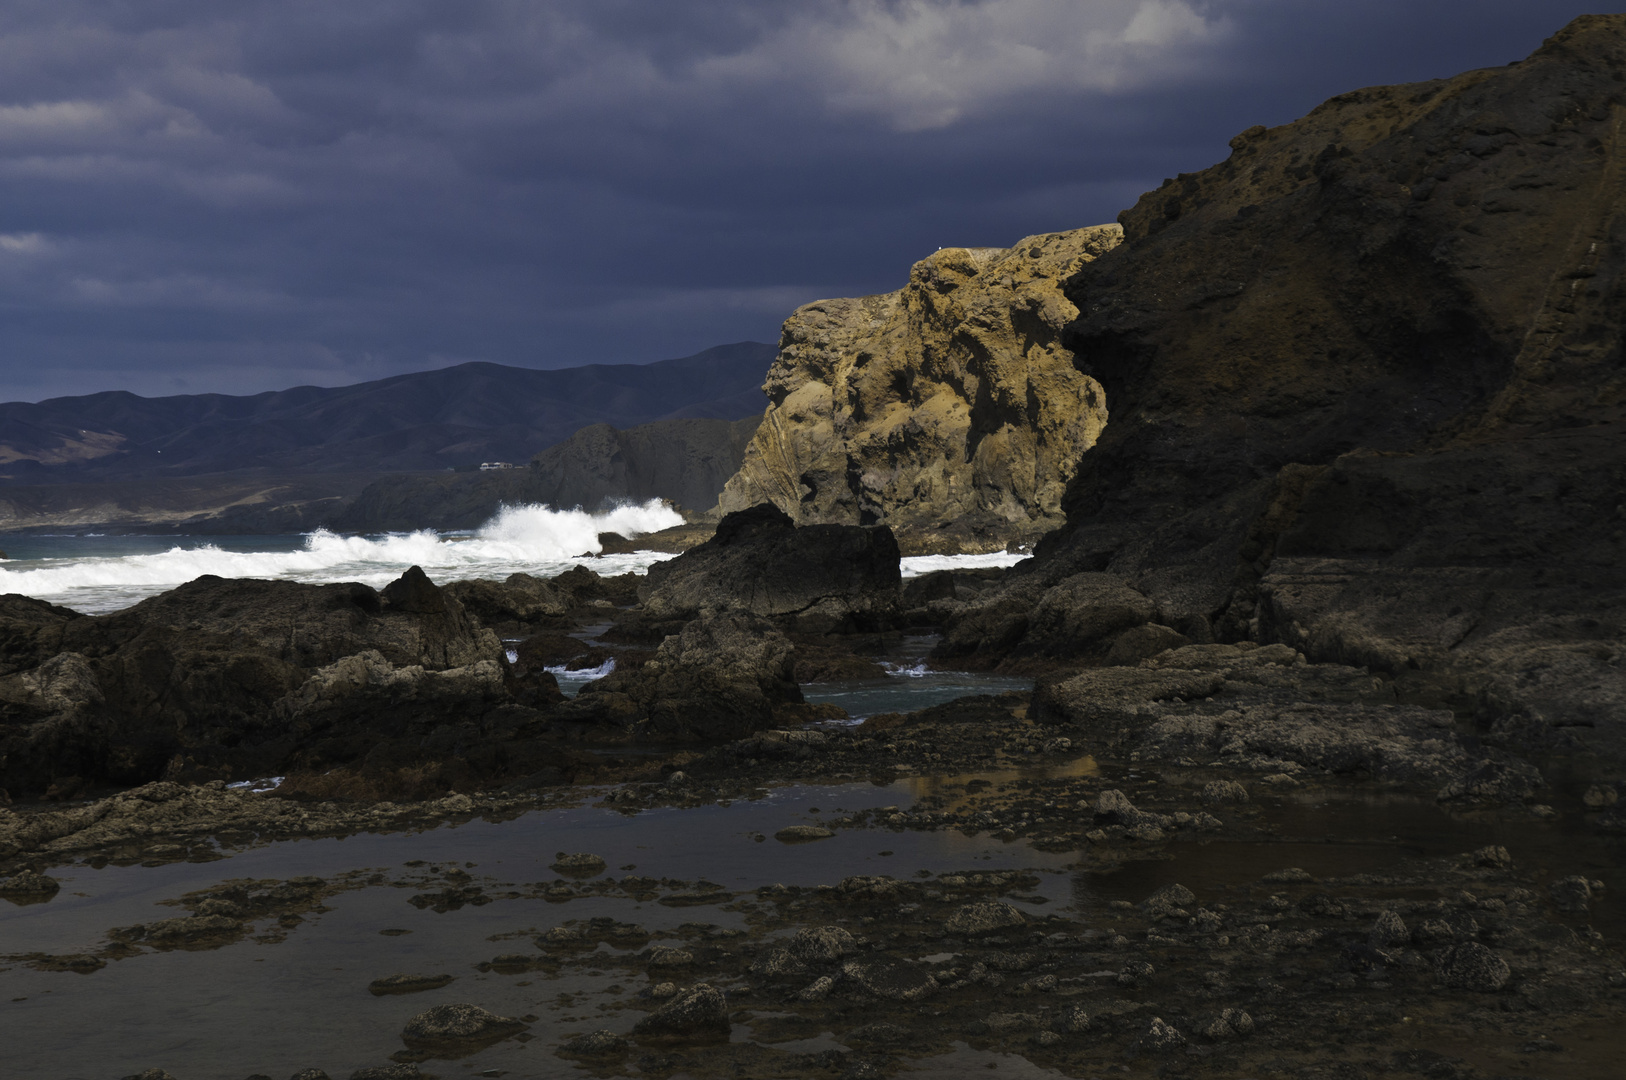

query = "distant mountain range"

[0,342,775,481]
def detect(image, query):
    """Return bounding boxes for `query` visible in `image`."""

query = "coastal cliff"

[717,226,1119,553]
[943,15,1626,761]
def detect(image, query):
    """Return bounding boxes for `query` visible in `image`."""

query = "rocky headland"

[717,225,1119,554]
[2,16,1625,1080]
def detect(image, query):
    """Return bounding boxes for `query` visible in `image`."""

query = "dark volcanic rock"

[368,973,455,996]
[0,870,60,897]
[944,900,1028,937]
[631,983,730,1039]
[1033,641,1502,786]
[558,1029,628,1056]
[1439,942,1512,991]
[401,1002,527,1046]
[443,566,639,630]
[940,16,1626,763]
[0,567,507,795]
[565,610,802,741]
[639,503,901,633]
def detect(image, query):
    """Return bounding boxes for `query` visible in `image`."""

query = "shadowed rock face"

[639,504,902,634]
[0,569,506,794]
[717,226,1119,554]
[565,609,803,743]
[943,16,1626,761]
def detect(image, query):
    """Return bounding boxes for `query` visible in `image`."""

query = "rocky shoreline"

[2,500,1622,1077]
[4,15,1626,1079]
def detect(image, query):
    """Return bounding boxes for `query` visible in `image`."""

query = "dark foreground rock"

[400,1002,527,1046]
[563,610,804,741]
[639,503,901,632]
[631,983,730,1039]
[442,565,640,633]
[0,567,510,796]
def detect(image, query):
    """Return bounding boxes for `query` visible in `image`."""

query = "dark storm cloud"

[0,0,1615,401]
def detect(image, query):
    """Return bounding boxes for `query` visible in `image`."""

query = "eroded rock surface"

[718,226,1119,553]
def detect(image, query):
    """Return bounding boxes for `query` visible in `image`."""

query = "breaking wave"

[898,551,1030,577]
[0,500,684,614]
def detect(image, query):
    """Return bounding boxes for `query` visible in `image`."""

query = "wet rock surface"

[400,1002,527,1046]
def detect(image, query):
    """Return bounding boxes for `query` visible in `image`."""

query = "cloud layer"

[0,0,1609,401]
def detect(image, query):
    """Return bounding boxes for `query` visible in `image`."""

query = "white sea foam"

[545,658,616,681]
[882,661,930,678]
[0,500,684,614]
[899,551,1031,577]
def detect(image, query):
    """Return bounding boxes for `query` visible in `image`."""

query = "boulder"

[638,503,901,632]
[1106,624,1192,666]
[631,983,730,1039]
[787,926,856,962]
[840,957,938,1001]
[0,870,60,897]
[401,1003,527,1046]
[558,1029,628,1056]
[1034,668,1224,728]
[1438,943,1511,992]
[550,852,607,875]
[944,900,1028,937]
[569,610,801,741]
[774,825,833,842]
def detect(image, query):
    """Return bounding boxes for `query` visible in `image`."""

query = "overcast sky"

[0,1,1615,403]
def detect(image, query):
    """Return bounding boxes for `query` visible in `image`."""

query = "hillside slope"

[328,416,762,533]
[0,342,774,481]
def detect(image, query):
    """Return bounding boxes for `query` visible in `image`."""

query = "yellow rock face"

[718,224,1120,553]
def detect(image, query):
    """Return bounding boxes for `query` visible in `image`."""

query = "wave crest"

[0,499,685,613]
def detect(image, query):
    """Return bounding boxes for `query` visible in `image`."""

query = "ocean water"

[0,501,1030,614]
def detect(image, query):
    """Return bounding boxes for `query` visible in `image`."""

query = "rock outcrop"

[942,16,1626,763]
[565,610,802,742]
[640,503,901,633]
[0,568,508,794]
[717,226,1119,553]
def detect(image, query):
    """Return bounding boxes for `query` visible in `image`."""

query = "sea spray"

[897,551,1029,576]
[0,499,685,614]
[475,500,682,559]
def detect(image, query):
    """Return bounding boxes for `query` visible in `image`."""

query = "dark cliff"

[946,16,1626,761]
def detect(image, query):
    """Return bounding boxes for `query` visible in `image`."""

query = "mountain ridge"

[0,342,776,481]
